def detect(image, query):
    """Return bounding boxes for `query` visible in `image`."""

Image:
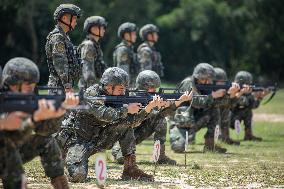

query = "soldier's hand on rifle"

[62,92,79,109]
[262,89,271,98]
[228,82,240,98]
[212,89,226,98]
[145,95,161,113]
[0,112,28,131]
[127,103,141,114]
[236,84,251,98]
[32,99,66,122]
[175,91,193,107]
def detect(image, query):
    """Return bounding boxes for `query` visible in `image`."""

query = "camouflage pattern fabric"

[113,40,139,86]
[137,41,164,77]
[78,36,107,89]
[230,94,261,129]
[57,84,149,182]
[46,24,81,90]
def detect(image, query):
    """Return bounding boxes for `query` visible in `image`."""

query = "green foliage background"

[0,0,283,84]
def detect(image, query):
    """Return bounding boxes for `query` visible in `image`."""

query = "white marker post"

[184,131,189,168]
[234,119,241,141]
[214,125,220,151]
[153,140,161,176]
[95,154,107,187]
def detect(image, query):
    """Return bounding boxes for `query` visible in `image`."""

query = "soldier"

[214,67,240,145]
[78,16,108,90]
[137,24,164,77]
[57,67,159,182]
[113,22,139,87]
[46,4,82,92]
[112,70,192,165]
[1,57,79,188]
[169,63,239,153]
[231,71,269,141]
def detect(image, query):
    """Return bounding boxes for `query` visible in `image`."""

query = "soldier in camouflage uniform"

[113,22,140,87]
[137,24,164,77]
[57,67,160,182]
[231,71,269,141]
[46,4,82,92]
[214,67,240,145]
[169,63,240,153]
[1,57,79,189]
[112,70,192,165]
[78,16,108,90]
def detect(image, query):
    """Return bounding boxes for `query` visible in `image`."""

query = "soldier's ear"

[105,85,113,93]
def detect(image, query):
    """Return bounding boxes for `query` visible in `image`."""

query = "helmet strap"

[59,15,74,32]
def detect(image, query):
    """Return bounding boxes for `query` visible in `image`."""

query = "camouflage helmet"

[117,22,137,38]
[100,67,129,87]
[193,63,215,80]
[139,24,159,41]
[2,57,40,86]
[234,71,253,85]
[214,67,227,81]
[136,70,161,90]
[83,16,107,33]
[54,4,82,20]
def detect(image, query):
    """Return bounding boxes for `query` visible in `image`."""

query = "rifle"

[195,81,277,93]
[85,88,206,106]
[0,86,88,113]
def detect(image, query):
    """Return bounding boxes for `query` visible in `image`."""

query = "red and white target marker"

[214,125,220,143]
[153,140,161,163]
[234,119,241,135]
[95,154,107,186]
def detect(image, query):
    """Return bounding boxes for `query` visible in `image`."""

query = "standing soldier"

[137,24,164,77]
[78,16,108,90]
[113,22,139,87]
[45,4,82,92]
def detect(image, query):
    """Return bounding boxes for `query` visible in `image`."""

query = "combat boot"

[220,127,240,145]
[122,154,154,182]
[203,138,227,153]
[157,144,177,165]
[51,175,69,189]
[244,128,262,141]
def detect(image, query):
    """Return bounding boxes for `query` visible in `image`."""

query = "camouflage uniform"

[57,67,154,182]
[78,16,108,89]
[137,24,164,77]
[169,63,229,153]
[231,71,262,141]
[113,22,139,87]
[214,67,240,145]
[46,4,82,92]
[112,70,176,165]
[0,57,68,189]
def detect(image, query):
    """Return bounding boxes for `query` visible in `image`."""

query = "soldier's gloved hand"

[127,103,141,114]
[212,89,226,98]
[33,99,66,122]
[228,82,240,98]
[0,112,28,131]
[62,92,79,109]
[175,91,193,107]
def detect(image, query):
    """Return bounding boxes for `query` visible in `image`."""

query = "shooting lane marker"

[153,140,161,176]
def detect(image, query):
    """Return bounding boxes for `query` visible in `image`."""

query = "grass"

[21,86,284,188]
